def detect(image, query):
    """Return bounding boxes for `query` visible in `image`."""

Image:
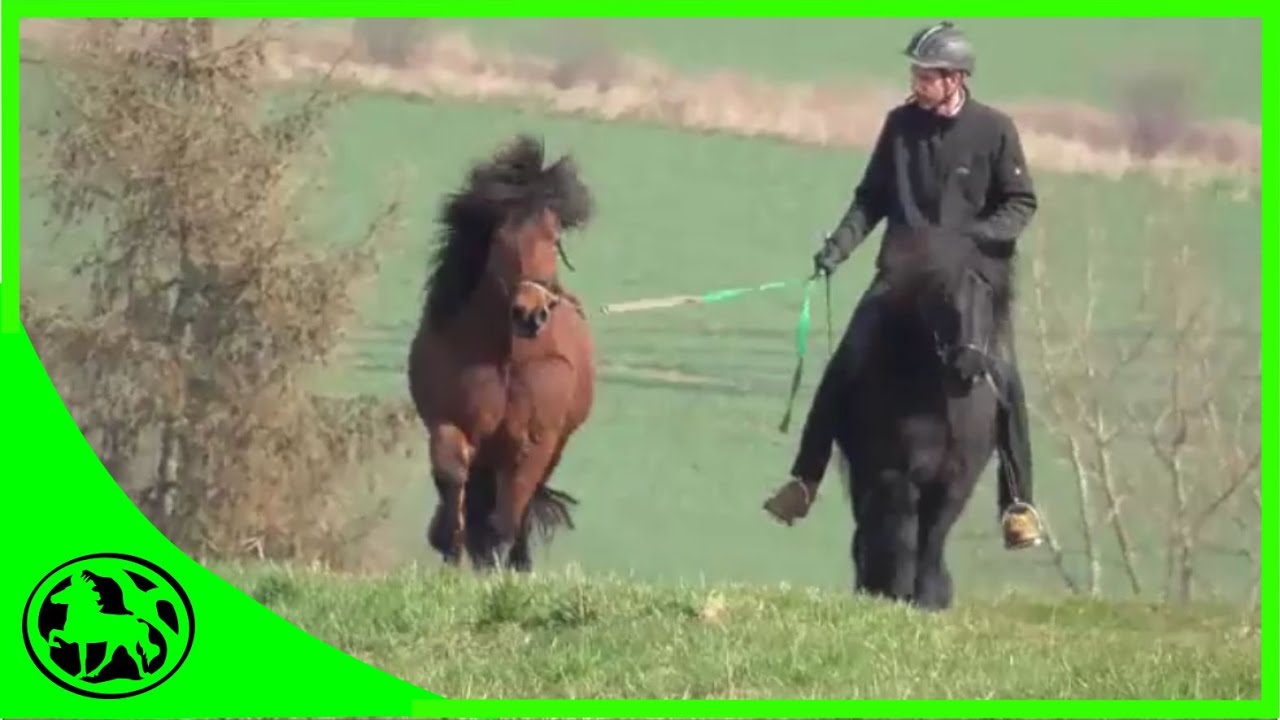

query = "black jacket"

[825,93,1038,266]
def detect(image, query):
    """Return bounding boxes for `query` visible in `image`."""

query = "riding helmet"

[904,21,975,75]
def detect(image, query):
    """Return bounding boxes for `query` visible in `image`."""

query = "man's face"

[910,65,962,109]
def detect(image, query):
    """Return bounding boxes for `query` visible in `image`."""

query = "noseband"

[518,277,564,312]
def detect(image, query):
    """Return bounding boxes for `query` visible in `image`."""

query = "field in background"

[21,72,1261,599]
[289,16,1263,123]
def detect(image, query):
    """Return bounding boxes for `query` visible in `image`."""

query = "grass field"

[213,560,1261,698]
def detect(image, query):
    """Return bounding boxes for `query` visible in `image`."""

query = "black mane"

[420,134,594,329]
[877,225,1015,331]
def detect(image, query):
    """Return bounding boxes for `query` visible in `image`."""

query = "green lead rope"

[779,274,826,434]
[596,271,830,434]
[699,280,793,304]
[688,275,832,434]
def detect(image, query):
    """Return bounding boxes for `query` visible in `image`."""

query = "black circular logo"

[22,553,195,699]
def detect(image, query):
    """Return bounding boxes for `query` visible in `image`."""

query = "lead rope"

[778,273,834,433]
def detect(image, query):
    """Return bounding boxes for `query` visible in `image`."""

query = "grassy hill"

[215,560,1261,699]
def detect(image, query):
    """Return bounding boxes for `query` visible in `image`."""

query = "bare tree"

[1026,224,1152,597]
[1023,197,1260,604]
[1133,225,1260,603]
[21,19,416,569]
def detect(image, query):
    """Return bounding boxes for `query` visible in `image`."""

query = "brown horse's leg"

[492,438,558,556]
[426,423,474,566]
[494,359,575,564]
[506,443,566,572]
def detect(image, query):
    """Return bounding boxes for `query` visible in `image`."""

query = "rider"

[762,20,1044,550]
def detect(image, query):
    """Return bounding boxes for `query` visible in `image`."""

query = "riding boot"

[993,337,1043,550]
[951,268,1043,550]
[765,277,886,526]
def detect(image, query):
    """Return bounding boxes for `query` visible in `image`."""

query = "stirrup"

[1001,501,1044,550]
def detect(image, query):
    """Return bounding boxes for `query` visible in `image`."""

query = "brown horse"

[406,134,596,572]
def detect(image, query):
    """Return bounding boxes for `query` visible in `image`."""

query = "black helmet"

[904,21,975,75]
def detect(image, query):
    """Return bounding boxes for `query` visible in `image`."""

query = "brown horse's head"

[421,134,593,338]
[491,206,566,338]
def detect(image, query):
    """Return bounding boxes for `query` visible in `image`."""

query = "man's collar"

[905,86,969,119]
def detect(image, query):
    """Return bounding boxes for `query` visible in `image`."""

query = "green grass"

[213,561,1261,699]
[300,17,1262,122]
[19,65,1261,600]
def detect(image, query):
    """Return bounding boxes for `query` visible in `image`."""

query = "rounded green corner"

[1,330,440,717]
[2,2,1274,719]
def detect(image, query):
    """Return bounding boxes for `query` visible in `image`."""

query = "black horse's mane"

[877,225,1015,331]
[420,134,594,329]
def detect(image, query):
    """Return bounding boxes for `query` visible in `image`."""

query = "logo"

[22,553,195,699]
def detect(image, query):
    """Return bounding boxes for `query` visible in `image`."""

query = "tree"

[1023,195,1260,604]
[22,19,416,568]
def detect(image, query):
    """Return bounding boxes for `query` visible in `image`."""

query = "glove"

[812,239,842,277]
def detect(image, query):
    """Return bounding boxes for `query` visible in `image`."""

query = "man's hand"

[813,239,842,277]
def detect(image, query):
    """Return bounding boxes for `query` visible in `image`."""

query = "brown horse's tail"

[527,484,578,544]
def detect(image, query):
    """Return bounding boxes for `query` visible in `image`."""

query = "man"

[762,20,1044,550]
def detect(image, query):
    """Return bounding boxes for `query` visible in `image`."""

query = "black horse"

[831,225,1034,611]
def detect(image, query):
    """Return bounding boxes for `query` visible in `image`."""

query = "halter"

[516,277,564,313]
[492,238,585,322]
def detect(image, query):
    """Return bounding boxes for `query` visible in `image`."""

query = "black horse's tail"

[994,361,1033,509]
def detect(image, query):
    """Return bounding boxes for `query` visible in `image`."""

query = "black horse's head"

[875,225,1013,379]
[879,227,970,345]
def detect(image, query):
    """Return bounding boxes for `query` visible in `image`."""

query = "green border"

[1,3,1273,718]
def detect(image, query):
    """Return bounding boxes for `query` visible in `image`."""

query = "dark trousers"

[789,274,889,483]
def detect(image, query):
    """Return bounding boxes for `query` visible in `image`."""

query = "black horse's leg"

[886,472,922,601]
[915,481,969,610]
[856,471,919,602]
[847,459,872,594]
[852,475,889,598]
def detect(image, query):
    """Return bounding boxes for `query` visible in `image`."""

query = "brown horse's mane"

[421,134,594,329]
